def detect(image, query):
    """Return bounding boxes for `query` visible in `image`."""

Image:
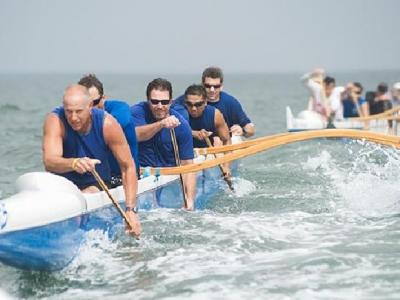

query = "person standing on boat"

[42,84,141,236]
[183,84,232,179]
[323,76,345,120]
[77,74,140,185]
[131,78,196,210]
[301,68,332,119]
[174,66,255,138]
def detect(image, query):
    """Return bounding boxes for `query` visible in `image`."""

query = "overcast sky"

[0,0,399,74]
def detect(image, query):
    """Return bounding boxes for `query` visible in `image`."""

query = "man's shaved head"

[62,84,92,133]
[63,84,90,106]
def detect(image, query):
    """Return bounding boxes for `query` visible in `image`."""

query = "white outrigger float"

[286,106,400,135]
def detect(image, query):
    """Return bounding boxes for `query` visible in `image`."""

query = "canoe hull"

[0,216,86,271]
[0,162,230,271]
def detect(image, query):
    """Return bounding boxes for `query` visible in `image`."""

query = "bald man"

[42,84,141,236]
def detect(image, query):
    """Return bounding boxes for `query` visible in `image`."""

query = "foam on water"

[230,177,257,197]
[302,142,400,218]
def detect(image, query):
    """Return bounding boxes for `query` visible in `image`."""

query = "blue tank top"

[175,91,251,128]
[52,107,111,188]
[188,105,216,148]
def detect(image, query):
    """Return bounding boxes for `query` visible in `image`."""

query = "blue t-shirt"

[52,107,111,188]
[175,91,251,128]
[104,100,139,176]
[342,97,367,118]
[188,105,217,148]
[130,101,194,167]
[171,102,189,121]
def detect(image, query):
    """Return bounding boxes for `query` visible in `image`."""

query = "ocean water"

[1,71,400,299]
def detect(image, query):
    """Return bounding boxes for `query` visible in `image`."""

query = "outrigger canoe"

[0,145,239,271]
[286,106,400,134]
[3,130,400,272]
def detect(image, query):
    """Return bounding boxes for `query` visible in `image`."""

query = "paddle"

[204,136,235,191]
[143,129,400,176]
[170,128,188,209]
[195,132,291,155]
[91,169,137,237]
[349,105,400,121]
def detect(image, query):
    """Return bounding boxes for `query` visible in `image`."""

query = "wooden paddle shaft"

[170,128,188,208]
[91,169,135,230]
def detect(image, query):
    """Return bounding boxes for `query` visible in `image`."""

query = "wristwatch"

[125,206,138,214]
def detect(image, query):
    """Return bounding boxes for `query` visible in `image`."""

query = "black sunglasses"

[92,97,102,106]
[353,90,362,95]
[149,99,171,106]
[204,83,221,89]
[185,101,205,108]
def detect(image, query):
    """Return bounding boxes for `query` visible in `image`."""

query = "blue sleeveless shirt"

[175,91,251,128]
[52,107,111,188]
[188,105,216,148]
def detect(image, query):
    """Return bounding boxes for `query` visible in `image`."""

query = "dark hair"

[353,82,363,93]
[146,78,173,100]
[377,82,388,94]
[78,74,104,96]
[323,76,336,86]
[184,84,207,100]
[202,66,224,83]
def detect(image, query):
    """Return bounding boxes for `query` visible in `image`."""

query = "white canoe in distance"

[286,106,397,134]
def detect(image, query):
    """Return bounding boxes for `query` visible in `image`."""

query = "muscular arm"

[214,109,231,146]
[103,115,137,208]
[104,115,141,236]
[181,159,196,209]
[42,113,76,173]
[135,121,163,142]
[360,102,369,117]
[135,116,180,142]
[214,110,233,176]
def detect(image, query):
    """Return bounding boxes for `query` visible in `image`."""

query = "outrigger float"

[1,130,400,271]
[286,106,400,135]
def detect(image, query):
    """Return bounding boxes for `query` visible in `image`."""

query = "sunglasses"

[149,99,171,106]
[204,83,221,89]
[353,90,362,95]
[185,101,205,108]
[92,97,102,106]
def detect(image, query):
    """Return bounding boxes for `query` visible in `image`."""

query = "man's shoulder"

[91,107,106,119]
[205,104,216,112]
[105,99,129,110]
[174,94,185,105]
[131,101,148,113]
[51,106,64,115]
[220,91,240,103]
[171,104,189,121]
[170,108,190,125]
